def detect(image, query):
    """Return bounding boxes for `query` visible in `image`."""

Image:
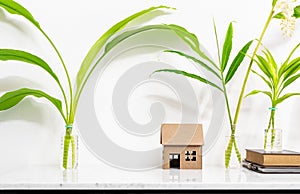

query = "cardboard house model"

[160,124,204,169]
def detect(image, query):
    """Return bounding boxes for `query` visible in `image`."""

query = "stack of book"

[242,149,300,173]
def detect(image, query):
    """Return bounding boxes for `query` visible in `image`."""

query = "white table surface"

[1,163,300,190]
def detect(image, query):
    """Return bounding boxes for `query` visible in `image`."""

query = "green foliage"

[75,6,173,95]
[248,44,300,106]
[0,1,172,124]
[0,1,175,169]
[246,44,300,133]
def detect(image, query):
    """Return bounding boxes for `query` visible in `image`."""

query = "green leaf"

[262,48,277,72]
[221,22,233,72]
[279,43,300,77]
[166,24,218,69]
[273,12,286,19]
[276,92,300,104]
[255,55,273,80]
[105,24,169,53]
[245,90,272,99]
[213,18,221,65]
[272,0,278,7]
[283,57,300,80]
[0,49,60,84]
[0,0,40,28]
[152,69,223,92]
[294,5,300,18]
[251,69,272,89]
[282,73,300,90]
[76,5,172,90]
[0,88,65,122]
[163,50,221,79]
[225,40,253,83]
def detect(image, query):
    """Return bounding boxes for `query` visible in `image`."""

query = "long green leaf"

[262,48,277,73]
[104,25,169,53]
[225,40,253,83]
[0,49,60,83]
[251,70,272,89]
[221,22,233,72]
[0,88,66,122]
[245,90,272,99]
[152,69,223,92]
[164,50,221,79]
[273,12,286,19]
[279,43,300,77]
[0,0,40,28]
[76,5,172,90]
[283,57,300,81]
[256,55,273,80]
[282,73,300,90]
[166,24,218,69]
[276,92,300,104]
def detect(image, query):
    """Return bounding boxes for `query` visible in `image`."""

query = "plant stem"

[221,72,241,168]
[63,133,71,169]
[264,111,273,149]
[233,8,275,126]
[71,135,76,168]
[38,27,72,120]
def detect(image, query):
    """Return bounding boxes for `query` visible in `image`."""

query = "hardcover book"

[246,149,300,166]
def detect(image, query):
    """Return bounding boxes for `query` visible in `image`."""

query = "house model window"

[160,124,204,169]
[185,151,197,161]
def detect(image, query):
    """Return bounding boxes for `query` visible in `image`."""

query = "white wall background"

[0,0,300,171]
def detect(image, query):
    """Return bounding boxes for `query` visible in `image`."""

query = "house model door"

[169,154,180,169]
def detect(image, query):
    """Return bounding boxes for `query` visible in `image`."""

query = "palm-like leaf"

[276,93,300,104]
[163,50,221,79]
[0,49,60,84]
[250,45,300,109]
[225,40,253,83]
[245,90,272,99]
[0,88,66,122]
[152,69,223,92]
[221,23,233,72]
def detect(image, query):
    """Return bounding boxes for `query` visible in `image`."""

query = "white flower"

[275,0,297,37]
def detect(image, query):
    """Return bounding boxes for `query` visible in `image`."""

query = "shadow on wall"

[0,9,31,36]
[0,76,47,123]
[0,76,62,170]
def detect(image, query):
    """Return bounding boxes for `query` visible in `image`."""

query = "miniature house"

[160,124,204,169]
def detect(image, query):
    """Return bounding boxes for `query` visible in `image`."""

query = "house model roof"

[160,124,204,146]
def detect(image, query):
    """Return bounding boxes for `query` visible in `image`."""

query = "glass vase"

[264,128,282,151]
[61,126,78,169]
[225,134,241,169]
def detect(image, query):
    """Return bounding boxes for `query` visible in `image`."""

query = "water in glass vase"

[264,128,282,151]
